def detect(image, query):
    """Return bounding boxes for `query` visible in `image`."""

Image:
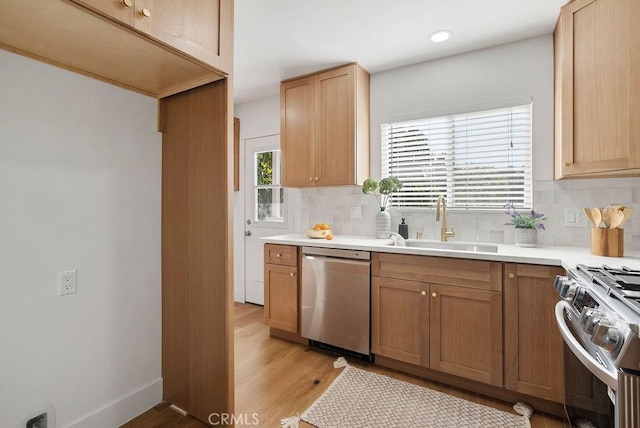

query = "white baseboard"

[67,378,162,428]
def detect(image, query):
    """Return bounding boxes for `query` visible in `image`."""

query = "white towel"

[389,232,406,247]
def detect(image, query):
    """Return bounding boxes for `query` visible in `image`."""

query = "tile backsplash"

[298,177,640,250]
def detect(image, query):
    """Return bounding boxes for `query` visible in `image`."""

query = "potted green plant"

[504,202,547,247]
[362,177,403,238]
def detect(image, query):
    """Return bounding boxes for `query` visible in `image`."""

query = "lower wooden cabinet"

[372,253,503,387]
[430,283,503,387]
[264,244,298,333]
[504,263,565,403]
[371,277,428,366]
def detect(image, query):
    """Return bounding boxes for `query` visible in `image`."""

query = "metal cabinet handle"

[244,230,251,236]
[314,177,319,181]
[290,273,295,277]
[141,8,151,17]
[122,0,133,7]
[508,273,515,279]
[421,291,426,296]
[276,253,281,257]
[432,292,437,298]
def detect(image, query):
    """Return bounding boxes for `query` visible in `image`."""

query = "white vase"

[376,207,391,239]
[514,228,537,247]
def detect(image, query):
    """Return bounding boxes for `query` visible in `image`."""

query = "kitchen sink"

[403,239,498,253]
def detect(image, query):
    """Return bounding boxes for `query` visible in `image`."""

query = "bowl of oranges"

[306,223,333,240]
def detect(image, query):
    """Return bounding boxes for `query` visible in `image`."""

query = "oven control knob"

[561,283,579,301]
[580,308,605,335]
[572,287,588,307]
[591,324,622,353]
[554,276,579,301]
[553,276,569,293]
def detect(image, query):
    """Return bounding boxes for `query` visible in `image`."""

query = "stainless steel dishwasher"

[301,246,371,359]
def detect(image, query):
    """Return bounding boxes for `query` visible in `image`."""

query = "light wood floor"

[123,303,568,427]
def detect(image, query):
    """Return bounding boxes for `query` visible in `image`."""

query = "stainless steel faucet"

[435,195,455,242]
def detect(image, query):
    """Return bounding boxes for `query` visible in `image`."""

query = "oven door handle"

[555,301,618,390]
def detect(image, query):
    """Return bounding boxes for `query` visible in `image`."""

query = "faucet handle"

[445,226,455,238]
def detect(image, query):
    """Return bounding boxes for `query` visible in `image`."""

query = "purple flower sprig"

[504,202,547,230]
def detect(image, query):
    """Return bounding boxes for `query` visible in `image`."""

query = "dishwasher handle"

[302,246,370,260]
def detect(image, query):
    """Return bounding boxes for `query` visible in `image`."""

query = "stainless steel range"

[554,265,640,428]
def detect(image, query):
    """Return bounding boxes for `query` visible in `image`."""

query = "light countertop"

[262,234,640,271]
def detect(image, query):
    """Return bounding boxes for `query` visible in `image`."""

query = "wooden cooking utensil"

[609,209,625,229]
[618,207,634,228]
[591,207,602,228]
[584,208,596,227]
[601,206,613,228]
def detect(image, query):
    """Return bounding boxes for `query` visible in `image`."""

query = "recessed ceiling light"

[430,30,451,43]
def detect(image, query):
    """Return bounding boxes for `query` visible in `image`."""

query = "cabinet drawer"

[372,252,502,291]
[264,244,298,266]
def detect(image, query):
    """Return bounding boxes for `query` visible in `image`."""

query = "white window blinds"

[381,103,532,209]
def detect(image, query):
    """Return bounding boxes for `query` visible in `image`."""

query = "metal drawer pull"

[421,291,426,296]
[432,292,437,298]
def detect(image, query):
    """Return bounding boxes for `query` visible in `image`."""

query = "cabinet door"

[135,0,232,72]
[372,277,429,366]
[429,284,503,386]
[314,65,356,186]
[264,264,298,333]
[504,264,565,403]
[73,0,135,26]
[555,0,640,177]
[281,76,315,187]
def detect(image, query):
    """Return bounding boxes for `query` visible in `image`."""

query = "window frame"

[253,148,288,229]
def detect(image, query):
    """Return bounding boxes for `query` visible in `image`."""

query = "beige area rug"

[282,360,532,428]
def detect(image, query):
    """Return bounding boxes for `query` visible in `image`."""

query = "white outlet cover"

[22,406,56,428]
[564,208,588,228]
[58,270,77,296]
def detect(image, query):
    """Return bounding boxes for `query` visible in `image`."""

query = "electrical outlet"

[564,208,588,228]
[22,407,55,428]
[26,413,47,428]
[58,270,77,296]
[350,206,362,219]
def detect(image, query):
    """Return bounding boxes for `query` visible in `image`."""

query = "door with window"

[244,135,294,305]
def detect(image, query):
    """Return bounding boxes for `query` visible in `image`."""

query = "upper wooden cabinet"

[75,0,232,72]
[0,0,232,98]
[280,63,370,187]
[504,263,565,403]
[554,0,640,178]
[77,0,135,25]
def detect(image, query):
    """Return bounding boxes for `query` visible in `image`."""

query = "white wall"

[0,50,162,427]
[371,34,554,181]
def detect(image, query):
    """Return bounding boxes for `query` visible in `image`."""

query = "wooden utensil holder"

[590,228,624,257]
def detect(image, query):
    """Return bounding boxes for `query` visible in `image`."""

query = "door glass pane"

[254,150,284,224]
[256,151,271,185]
[256,188,284,222]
